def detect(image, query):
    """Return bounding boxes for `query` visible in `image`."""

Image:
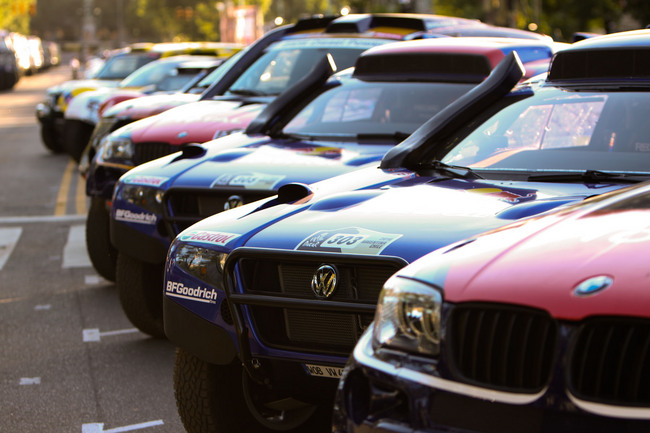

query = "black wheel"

[85,197,117,281]
[63,119,95,162]
[174,348,330,433]
[116,253,165,338]
[40,121,64,153]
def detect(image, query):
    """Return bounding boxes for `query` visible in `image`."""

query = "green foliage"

[27,0,650,45]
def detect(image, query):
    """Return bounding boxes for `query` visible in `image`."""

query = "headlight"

[175,244,227,287]
[100,135,134,163]
[120,185,164,214]
[372,275,442,357]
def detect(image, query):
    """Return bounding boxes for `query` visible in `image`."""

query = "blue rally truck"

[110,37,560,339]
[86,12,497,282]
[161,30,650,433]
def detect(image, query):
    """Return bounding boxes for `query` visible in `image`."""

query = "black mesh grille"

[164,190,272,235]
[236,256,403,354]
[134,142,178,165]
[569,318,650,406]
[447,304,556,393]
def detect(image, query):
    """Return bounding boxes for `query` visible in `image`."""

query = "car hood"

[122,133,398,191]
[125,100,267,145]
[182,170,623,264]
[104,92,201,120]
[399,199,650,320]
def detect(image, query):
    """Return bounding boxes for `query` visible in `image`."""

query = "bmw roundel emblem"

[311,265,338,299]
[224,195,244,210]
[178,131,189,139]
[573,275,613,297]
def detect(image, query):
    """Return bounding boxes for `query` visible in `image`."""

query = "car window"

[441,90,650,174]
[283,80,476,137]
[95,54,157,80]
[226,38,386,97]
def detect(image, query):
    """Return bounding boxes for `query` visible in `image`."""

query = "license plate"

[303,363,344,379]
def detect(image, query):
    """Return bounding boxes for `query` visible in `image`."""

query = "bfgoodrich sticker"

[114,208,157,225]
[296,227,402,255]
[166,281,218,304]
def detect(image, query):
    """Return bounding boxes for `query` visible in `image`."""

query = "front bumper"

[110,211,169,264]
[334,331,650,433]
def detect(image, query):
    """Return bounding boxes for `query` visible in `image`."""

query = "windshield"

[95,53,159,80]
[194,50,245,90]
[284,79,476,138]
[226,38,386,97]
[119,58,199,88]
[441,89,650,175]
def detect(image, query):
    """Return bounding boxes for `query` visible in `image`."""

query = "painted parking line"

[55,160,76,216]
[82,420,164,433]
[83,328,139,342]
[0,227,22,270]
[54,159,88,216]
[62,225,92,269]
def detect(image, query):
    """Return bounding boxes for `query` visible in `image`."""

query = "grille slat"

[448,304,556,393]
[134,142,177,165]
[570,318,650,406]
[233,255,404,355]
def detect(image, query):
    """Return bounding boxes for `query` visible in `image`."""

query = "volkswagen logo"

[224,195,244,210]
[311,265,338,299]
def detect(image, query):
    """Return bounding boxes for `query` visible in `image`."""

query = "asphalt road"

[0,64,184,433]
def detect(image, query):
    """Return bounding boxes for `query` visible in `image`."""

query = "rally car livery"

[162,29,650,433]
[109,37,560,340]
[334,181,650,433]
[86,12,489,282]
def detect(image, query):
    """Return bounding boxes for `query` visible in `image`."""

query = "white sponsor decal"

[123,175,168,187]
[296,227,402,255]
[166,281,219,304]
[211,173,285,190]
[303,363,344,379]
[180,230,239,246]
[114,209,157,225]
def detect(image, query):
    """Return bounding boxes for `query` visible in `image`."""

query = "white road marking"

[85,275,107,285]
[62,225,92,269]
[82,420,164,433]
[0,227,22,270]
[0,214,86,224]
[19,377,41,385]
[83,327,140,342]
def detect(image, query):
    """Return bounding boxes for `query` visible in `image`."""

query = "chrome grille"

[569,318,650,406]
[447,304,556,392]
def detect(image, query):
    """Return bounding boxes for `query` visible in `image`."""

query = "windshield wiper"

[356,132,411,144]
[528,170,644,183]
[415,160,483,180]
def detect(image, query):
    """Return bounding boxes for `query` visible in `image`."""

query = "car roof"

[547,28,650,84]
[353,37,557,83]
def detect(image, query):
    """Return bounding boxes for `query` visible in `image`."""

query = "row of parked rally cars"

[37,12,650,433]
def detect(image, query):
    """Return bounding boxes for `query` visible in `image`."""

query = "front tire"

[40,121,64,153]
[174,348,329,433]
[64,119,95,162]
[86,197,117,281]
[116,253,165,338]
